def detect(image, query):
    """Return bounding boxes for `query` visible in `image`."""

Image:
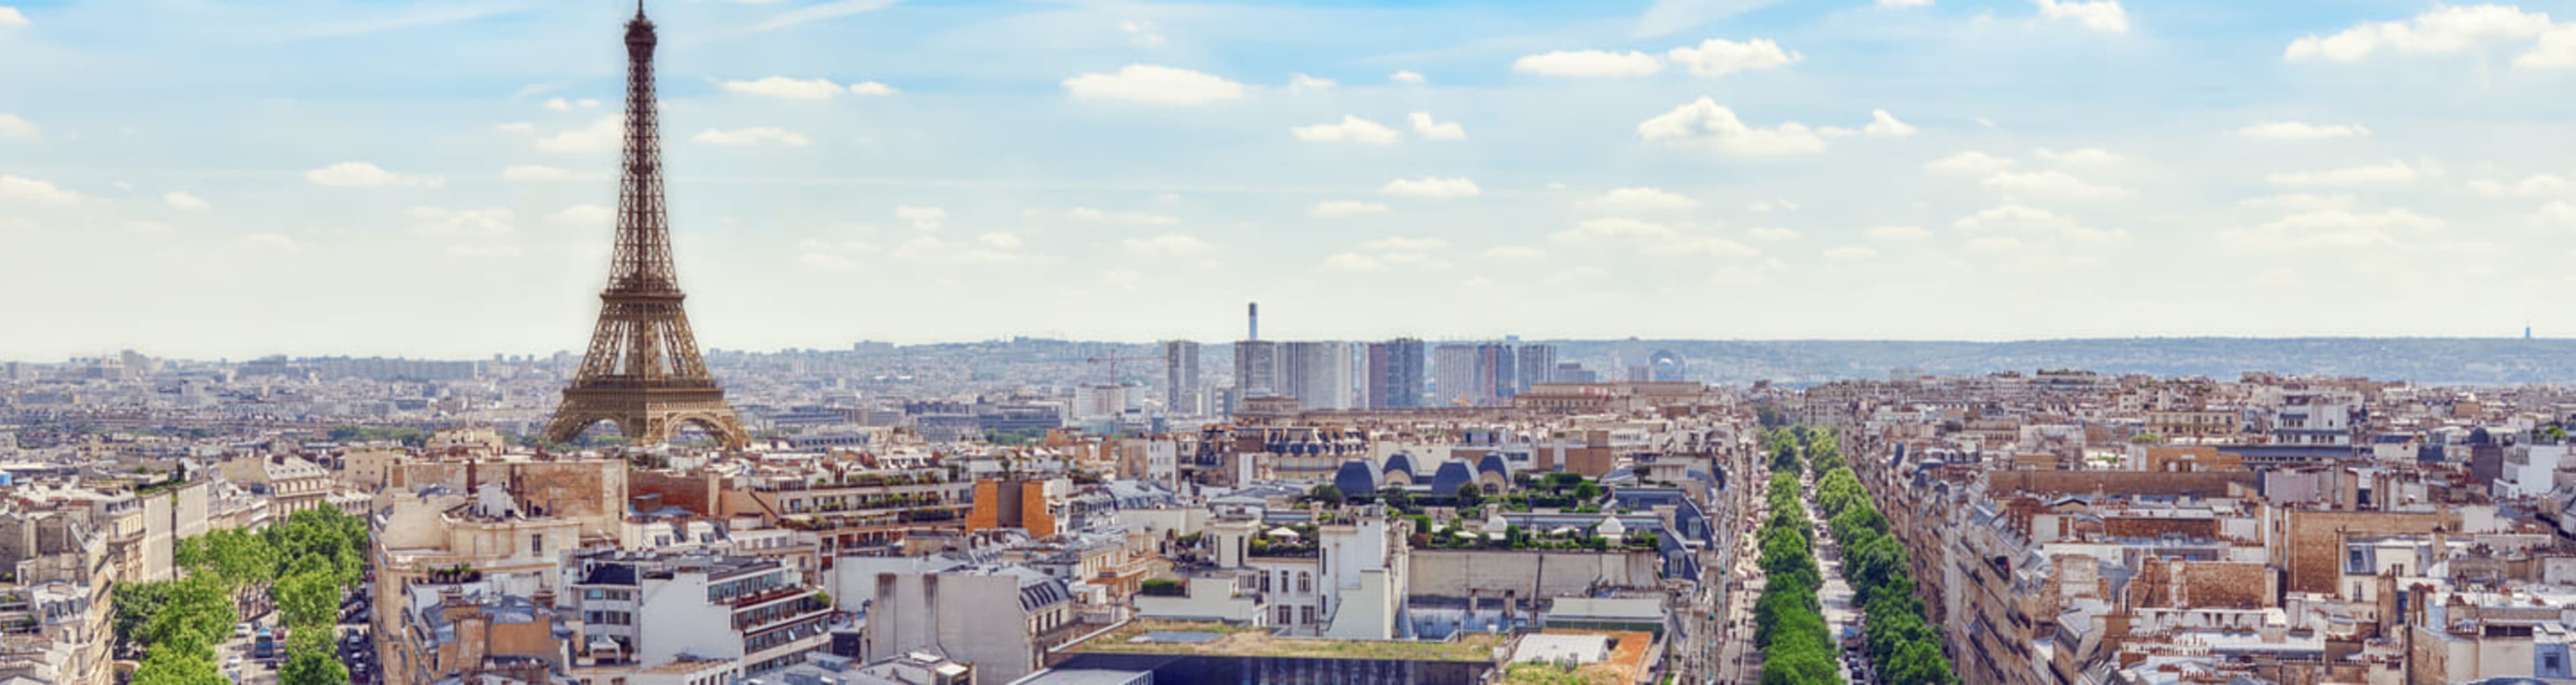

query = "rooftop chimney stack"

[1248,302,1259,341]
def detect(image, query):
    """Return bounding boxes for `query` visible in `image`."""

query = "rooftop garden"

[1073,619,1504,662]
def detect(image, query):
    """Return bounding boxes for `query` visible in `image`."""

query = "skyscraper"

[1232,341,1277,410]
[1477,342,1517,403]
[1366,337,1424,409]
[1515,344,1558,392]
[1279,341,1354,410]
[1162,340,1201,416]
[1432,344,1478,407]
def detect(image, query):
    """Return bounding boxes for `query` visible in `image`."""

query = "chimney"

[1247,302,1258,341]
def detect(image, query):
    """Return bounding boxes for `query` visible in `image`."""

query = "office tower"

[1279,341,1354,411]
[1163,340,1201,416]
[543,5,748,450]
[1477,343,1517,403]
[1432,345,1478,407]
[1233,340,1278,405]
[1515,344,1557,392]
[1366,338,1424,409]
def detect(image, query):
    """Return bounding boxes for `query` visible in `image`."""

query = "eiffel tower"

[543,3,749,451]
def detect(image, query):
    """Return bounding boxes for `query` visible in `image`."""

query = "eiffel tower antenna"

[542,2,749,451]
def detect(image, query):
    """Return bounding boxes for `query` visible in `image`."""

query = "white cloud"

[798,253,862,270]
[897,205,947,231]
[494,121,535,135]
[1551,217,1755,260]
[1867,225,1932,242]
[1926,150,2015,176]
[1289,73,1337,93]
[978,232,1023,249]
[502,164,585,182]
[1981,170,2135,200]
[1122,234,1212,257]
[1063,64,1247,105]
[1584,187,1699,211]
[1485,246,1546,260]
[2033,148,2123,168]
[125,220,171,235]
[1664,38,1803,78]
[1880,0,1933,7]
[0,113,36,139]
[1069,207,1181,225]
[1362,236,1448,252]
[1953,203,2129,243]
[303,161,443,188]
[1860,109,1915,138]
[2238,194,2357,211]
[548,204,612,226]
[751,0,905,33]
[1291,116,1401,145]
[233,233,301,254]
[2221,208,2445,249]
[163,191,209,211]
[544,98,572,111]
[693,127,812,147]
[1512,50,1663,78]
[2540,201,2576,225]
[717,77,836,99]
[1964,236,2023,252]
[2467,174,2573,197]
[1379,176,1482,199]
[0,175,82,205]
[1310,201,1390,218]
[2235,121,2369,140]
[1409,113,1466,140]
[535,116,621,153]
[848,81,896,96]
[2284,5,2554,64]
[1823,246,1877,261]
[1747,227,1801,242]
[1120,20,1167,48]
[408,207,515,237]
[1637,98,1825,155]
[1389,70,1427,84]
[891,235,1027,264]
[1554,217,1678,243]
[1675,237,1759,258]
[2035,0,2129,34]
[0,7,25,27]
[797,238,881,270]
[578,99,599,108]
[2265,160,2419,187]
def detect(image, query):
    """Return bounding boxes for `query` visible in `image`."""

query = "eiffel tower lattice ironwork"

[542,3,749,450]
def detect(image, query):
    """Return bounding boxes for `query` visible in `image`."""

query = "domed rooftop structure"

[1334,458,1381,497]
[1476,454,1510,477]
[1383,452,1420,483]
[1430,459,1475,495]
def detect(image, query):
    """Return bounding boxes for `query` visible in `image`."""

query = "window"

[1297,572,1311,594]
[1259,573,1270,593]
[2547,653,2563,672]
[531,534,545,555]
[1275,606,1291,624]
[1300,606,1315,624]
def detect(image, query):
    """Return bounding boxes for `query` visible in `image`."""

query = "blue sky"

[3,0,2575,360]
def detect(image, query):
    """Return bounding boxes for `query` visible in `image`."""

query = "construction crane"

[1083,355,1165,384]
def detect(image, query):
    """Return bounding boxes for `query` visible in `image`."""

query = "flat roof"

[1069,620,1501,662]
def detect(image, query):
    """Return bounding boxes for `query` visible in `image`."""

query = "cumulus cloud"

[1637,98,1825,155]
[897,205,947,231]
[0,7,24,27]
[1664,38,1802,78]
[1409,113,1466,140]
[1512,50,1663,77]
[0,174,83,205]
[1746,227,1801,242]
[548,204,612,226]
[535,117,621,153]
[1867,225,1931,242]
[2466,174,2573,197]
[1069,207,1181,225]
[694,127,812,146]
[2265,160,2420,187]
[1063,64,1246,105]
[1926,150,2015,176]
[1953,203,2129,243]
[304,162,443,188]
[1122,234,1212,258]
[1291,116,1401,145]
[1981,170,2135,200]
[2035,0,2129,34]
[1310,201,1389,218]
[1820,109,1917,138]
[2236,121,2370,139]
[494,121,536,135]
[1823,246,1877,261]
[164,191,209,211]
[1389,70,1427,84]
[1289,73,1337,93]
[1584,187,1699,211]
[1120,19,1167,48]
[718,76,849,99]
[1555,217,1678,242]
[977,232,1022,249]
[1485,246,1546,260]
[2220,208,2445,249]
[2034,148,2123,167]
[2284,5,2560,65]
[2238,194,2357,211]
[0,113,36,139]
[1379,176,1482,199]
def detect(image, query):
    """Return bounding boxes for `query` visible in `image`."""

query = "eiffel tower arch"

[542,3,749,451]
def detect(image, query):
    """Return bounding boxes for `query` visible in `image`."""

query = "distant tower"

[1248,302,1259,341]
[542,3,749,450]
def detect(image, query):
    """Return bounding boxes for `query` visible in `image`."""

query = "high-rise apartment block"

[1162,340,1201,416]
[1279,341,1355,410]
[1365,338,1424,409]
[1515,344,1557,392]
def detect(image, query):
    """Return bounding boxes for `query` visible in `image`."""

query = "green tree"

[1377,486,1413,512]
[1454,482,1483,508]
[274,569,339,631]
[131,647,227,685]
[1307,484,1344,504]
[279,649,349,685]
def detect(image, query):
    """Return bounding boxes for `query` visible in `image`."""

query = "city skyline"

[7,0,2576,360]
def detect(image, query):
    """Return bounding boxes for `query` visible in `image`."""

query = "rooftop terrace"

[1068,619,1503,662]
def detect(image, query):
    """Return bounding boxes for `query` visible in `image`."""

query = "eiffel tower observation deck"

[542,2,748,451]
